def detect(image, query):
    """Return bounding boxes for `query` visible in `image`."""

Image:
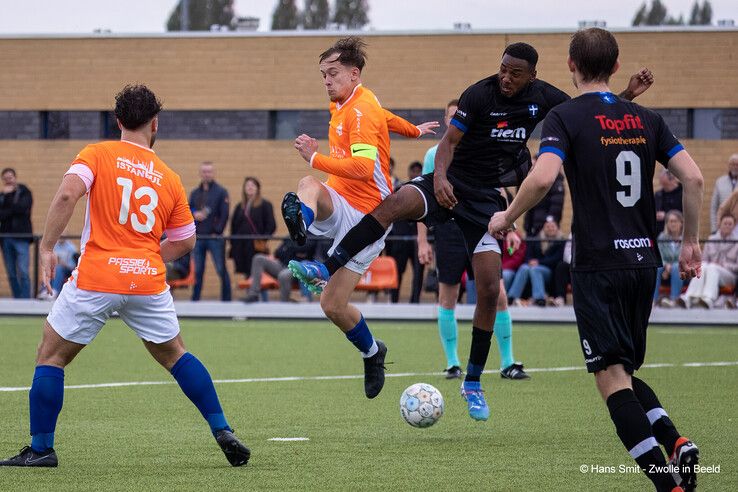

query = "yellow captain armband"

[350,143,378,160]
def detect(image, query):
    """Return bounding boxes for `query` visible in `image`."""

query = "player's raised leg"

[144,334,250,467]
[321,267,388,398]
[0,322,85,467]
[282,175,334,249]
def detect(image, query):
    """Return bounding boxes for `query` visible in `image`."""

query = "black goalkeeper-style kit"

[538,91,685,373]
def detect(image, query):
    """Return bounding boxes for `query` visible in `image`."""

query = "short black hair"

[1,168,16,177]
[503,42,538,69]
[408,161,422,172]
[319,36,367,71]
[114,84,163,130]
[569,28,619,83]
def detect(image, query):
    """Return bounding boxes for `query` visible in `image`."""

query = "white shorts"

[47,276,180,345]
[308,183,390,275]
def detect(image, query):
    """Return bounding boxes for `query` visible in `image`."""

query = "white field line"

[0,360,736,393]
[268,437,310,441]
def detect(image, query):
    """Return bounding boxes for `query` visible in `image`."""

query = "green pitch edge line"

[0,360,736,393]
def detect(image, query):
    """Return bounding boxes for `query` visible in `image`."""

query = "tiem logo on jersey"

[595,114,644,135]
[116,157,164,186]
[491,121,526,140]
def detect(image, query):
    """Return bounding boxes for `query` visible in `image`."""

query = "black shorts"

[571,268,657,374]
[431,220,472,285]
[407,173,505,257]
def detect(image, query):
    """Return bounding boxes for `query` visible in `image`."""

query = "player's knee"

[297,175,321,193]
[320,294,347,321]
[475,279,500,307]
[496,287,508,310]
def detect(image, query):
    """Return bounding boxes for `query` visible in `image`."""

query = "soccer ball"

[400,383,444,428]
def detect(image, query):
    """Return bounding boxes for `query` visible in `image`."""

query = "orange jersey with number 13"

[66,140,194,295]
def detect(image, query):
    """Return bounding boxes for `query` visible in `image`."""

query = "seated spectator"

[38,236,78,300]
[709,154,738,231]
[501,230,526,291]
[654,169,682,232]
[242,234,321,303]
[166,252,191,281]
[549,234,572,306]
[230,176,276,277]
[717,188,738,238]
[678,214,737,309]
[653,210,685,307]
[508,217,565,307]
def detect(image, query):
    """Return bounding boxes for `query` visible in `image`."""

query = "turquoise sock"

[494,310,515,370]
[437,307,460,368]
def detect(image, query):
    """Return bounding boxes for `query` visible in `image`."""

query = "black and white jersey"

[538,92,684,272]
[448,75,569,190]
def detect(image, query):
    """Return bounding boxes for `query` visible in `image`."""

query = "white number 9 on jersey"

[615,150,642,208]
[117,177,158,233]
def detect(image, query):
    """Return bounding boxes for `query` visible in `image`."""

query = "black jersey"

[538,92,684,272]
[448,75,569,190]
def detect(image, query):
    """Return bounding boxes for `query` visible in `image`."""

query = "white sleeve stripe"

[65,163,94,192]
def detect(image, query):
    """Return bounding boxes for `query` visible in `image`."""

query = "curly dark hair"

[503,42,539,69]
[114,84,163,130]
[319,36,368,71]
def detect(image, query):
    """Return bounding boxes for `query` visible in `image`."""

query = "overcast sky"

[0,0,736,34]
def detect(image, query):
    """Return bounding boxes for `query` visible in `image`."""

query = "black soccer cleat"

[500,362,531,380]
[281,192,307,246]
[0,446,58,467]
[364,340,387,399]
[215,430,251,467]
[669,438,699,491]
[445,365,463,379]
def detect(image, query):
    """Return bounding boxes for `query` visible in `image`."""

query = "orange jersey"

[66,140,194,295]
[311,85,420,213]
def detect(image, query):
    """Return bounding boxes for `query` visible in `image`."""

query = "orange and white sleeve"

[164,177,196,241]
[65,144,99,192]
[383,109,421,138]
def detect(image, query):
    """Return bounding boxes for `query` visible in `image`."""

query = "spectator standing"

[230,177,275,277]
[190,161,231,301]
[508,217,565,306]
[0,168,33,298]
[678,214,738,309]
[523,155,565,237]
[710,154,738,231]
[654,169,682,232]
[654,210,685,307]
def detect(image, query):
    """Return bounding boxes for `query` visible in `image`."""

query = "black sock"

[606,389,677,492]
[632,376,681,456]
[464,326,493,382]
[324,214,387,274]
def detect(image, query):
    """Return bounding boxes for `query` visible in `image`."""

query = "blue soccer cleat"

[288,260,330,294]
[460,381,490,421]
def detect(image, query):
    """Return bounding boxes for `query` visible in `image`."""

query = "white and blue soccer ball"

[400,383,444,428]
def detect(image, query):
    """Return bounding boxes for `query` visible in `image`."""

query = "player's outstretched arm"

[39,174,87,292]
[489,153,562,236]
[383,108,439,138]
[618,68,654,101]
[668,150,704,279]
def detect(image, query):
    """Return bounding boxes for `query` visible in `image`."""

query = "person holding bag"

[230,177,276,277]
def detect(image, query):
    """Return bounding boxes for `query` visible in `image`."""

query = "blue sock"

[29,365,65,452]
[170,353,231,436]
[437,307,460,368]
[300,203,315,229]
[345,316,377,357]
[494,310,515,370]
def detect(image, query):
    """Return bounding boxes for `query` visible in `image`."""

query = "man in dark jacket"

[189,162,231,301]
[0,168,33,298]
[654,169,682,232]
[523,156,565,237]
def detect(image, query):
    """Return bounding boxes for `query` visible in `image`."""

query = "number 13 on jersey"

[117,177,159,233]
